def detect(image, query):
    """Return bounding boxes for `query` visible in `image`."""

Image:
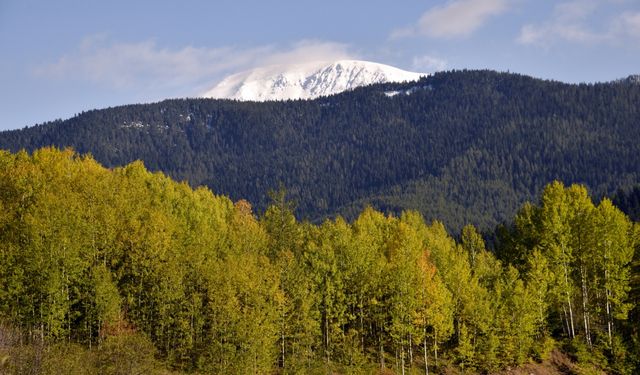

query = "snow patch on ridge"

[384,85,433,97]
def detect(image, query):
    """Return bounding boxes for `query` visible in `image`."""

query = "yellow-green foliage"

[0,149,637,374]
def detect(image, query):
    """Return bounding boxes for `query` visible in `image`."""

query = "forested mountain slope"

[613,186,640,222]
[2,70,639,231]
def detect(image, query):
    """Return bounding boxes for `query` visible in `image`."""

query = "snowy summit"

[201,60,426,101]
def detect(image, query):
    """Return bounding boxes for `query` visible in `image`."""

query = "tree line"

[0,148,638,374]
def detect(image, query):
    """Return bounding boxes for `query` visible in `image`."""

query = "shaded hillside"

[613,185,640,222]
[1,70,639,231]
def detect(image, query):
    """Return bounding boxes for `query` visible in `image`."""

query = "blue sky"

[1,0,639,131]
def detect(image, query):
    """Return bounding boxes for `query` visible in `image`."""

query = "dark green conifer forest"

[0,148,638,374]
[2,70,640,233]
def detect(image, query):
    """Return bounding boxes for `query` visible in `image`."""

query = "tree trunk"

[88,315,92,350]
[401,344,405,375]
[606,285,613,346]
[379,333,385,370]
[434,329,438,368]
[563,259,576,338]
[360,302,365,353]
[395,347,399,374]
[604,245,613,347]
[568,289,576,338]
[424,328,429,375]
[561,305,569,337]
[580,263,592,346]
[281,310,286,369]
[409,333,413,369]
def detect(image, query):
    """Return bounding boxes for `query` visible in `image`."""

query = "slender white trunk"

[281,310,286,369]
[401,344,406,375]
[606,285,613,346]
[580,264,592,346]
[434,329,438,367]
[379,333,385,369]
[395,348,399,374]
[568,298,575,338]
[360,302,364,353]
[424,327,429,375]
[325,312,329,364]
[563,259,575,338]
[561,304,569,337]
[409,333,413,369]
[88,315,92,350]
[604,244,613,347]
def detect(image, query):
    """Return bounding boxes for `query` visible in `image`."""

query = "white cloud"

[517,1,601,45]
[615,11,640,38]
[33,36,356,96]
[412,55,448,71]
[554,0,599,22]
[518,23,603,45]
[517,1,640,47]
[260,40,354,66]
[392,0,512,39]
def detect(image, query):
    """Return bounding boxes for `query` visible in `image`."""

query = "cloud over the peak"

[33,36,357,96]
[392,0,512,39]
[412,55,448,71]
[260,40,354,66]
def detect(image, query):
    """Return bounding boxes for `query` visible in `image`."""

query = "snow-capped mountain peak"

[201,60,426,101]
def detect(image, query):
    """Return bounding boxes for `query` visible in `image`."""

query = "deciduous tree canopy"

[0,149,638,374]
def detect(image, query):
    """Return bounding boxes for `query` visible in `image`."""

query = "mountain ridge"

[2,70,639,232]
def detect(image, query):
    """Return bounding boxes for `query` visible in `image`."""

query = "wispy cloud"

[614,11,640,38]
[517,1,640,47]
[391,0,512,39]
[260,40,354,66]
[412,55,448,71]
[33,36,356,96]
